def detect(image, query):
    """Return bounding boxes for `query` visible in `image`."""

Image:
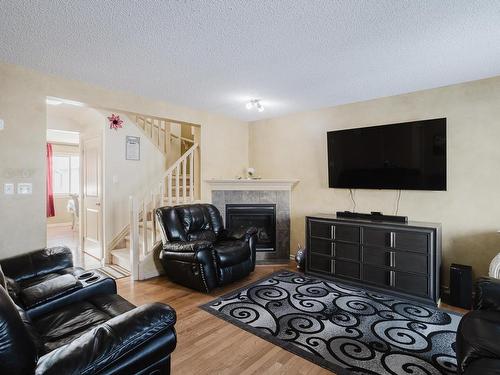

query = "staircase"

[109,113,201,280]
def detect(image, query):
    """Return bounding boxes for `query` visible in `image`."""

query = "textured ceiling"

[1,1,499,121]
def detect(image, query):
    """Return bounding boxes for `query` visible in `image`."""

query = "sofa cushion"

[21,274,81,309]
[214,240,250,267]
[34,294,135,354]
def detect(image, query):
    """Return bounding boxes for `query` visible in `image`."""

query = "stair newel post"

[129,196,140,281]
[142,198,148,258]
[151,190,157,246]
[182,158,187,203]
[189,152,194,202]
[175,165,180,205]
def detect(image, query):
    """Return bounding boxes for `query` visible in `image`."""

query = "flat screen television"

[327,118,447,190]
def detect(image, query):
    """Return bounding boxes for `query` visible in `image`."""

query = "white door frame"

[80,135,105,265]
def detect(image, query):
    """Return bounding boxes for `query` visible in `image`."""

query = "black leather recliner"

[0,247,177,374]
[155,204,258,292]
[456,277,500,374]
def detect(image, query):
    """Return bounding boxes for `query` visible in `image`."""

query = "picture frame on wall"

[126,136,140,161]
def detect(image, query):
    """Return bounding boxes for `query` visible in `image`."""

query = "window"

[53,155,79,195]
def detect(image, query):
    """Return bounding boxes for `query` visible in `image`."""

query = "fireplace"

[225,204,276,252]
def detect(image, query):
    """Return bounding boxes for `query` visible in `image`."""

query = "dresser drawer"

[309,256,332,274]
[363,247,392,267]
[395,252,428,274]
[395,272,428,297]
[334,242,360,261]
[334,260,360,279]
[310,238,333,256]
[363,264,392,288]
[310,220,333,238]
[363,228,429,253]
[363,247,428,274]
[310,220,360,243]
[333,224,360,243]
[395,231,429,253]
[363,228,392,248]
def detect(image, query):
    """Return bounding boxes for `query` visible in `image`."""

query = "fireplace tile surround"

[207,179,298,264]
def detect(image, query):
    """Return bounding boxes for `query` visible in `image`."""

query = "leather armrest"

[36,303,177,375]
[474,277,500,311]
[20,274,81,309]
[163,240,213,252]
[0,246,73,282]
[223,226,258,241]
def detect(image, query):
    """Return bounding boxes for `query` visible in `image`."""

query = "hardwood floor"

[116,263,466,375]
[47,224,102,269]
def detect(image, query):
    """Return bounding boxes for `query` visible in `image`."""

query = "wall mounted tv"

[327,118,447,190]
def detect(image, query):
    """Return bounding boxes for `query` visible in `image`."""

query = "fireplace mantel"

[206,179,299,191]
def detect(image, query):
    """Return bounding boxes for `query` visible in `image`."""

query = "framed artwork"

[126,136,140,161]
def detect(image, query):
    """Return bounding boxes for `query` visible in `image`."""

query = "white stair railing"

[128,143,199,279]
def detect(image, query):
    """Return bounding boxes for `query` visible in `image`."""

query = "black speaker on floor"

[450,264,472,309]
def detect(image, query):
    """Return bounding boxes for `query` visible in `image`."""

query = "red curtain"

[46,143,55,217]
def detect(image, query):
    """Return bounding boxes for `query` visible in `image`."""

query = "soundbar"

[336,211,408,223]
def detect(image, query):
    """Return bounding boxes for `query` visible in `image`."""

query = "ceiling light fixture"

[245,99,264,112]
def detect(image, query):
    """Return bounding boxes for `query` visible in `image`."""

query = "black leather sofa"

[456,277,500,374]
[0,246,116,318]
[0,247,177,374]
[156,204,258,292]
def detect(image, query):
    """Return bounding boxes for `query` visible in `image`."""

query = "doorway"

[46,98,104,269]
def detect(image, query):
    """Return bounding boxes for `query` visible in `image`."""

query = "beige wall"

[249,76,500,284]
[102,111,165,248]
[0,62,248,259]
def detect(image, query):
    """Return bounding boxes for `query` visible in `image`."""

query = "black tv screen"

[328,118,447,190]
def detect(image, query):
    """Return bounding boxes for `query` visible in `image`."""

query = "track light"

[245,99,264,112]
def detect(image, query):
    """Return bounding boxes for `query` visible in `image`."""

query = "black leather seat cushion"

[21,274,81,309]
[214,240,250,267]
[457,310,500,373]
[34,294,135,354]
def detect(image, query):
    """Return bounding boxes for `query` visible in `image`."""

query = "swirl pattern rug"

[200,270,461,374]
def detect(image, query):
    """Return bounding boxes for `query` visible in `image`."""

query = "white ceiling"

[1,1,499,121]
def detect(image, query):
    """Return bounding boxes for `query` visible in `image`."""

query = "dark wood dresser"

[306,214,441,305]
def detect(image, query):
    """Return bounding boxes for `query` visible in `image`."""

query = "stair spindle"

[151,191,157,245]
[189,152,194,202]
[142,200,148,257]
[175,165,180,204]
[168,173,173,206]
[182,159,187,203]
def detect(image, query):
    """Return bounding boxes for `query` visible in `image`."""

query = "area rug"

[96,264,131,280]
[200,270,461,375]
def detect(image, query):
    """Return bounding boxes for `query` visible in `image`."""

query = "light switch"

[4,183,14,194]
[17,183,32,195]
[112,175,119,184]
[0,119,4,130]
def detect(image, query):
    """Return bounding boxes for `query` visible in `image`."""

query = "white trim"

[205,179,299,191]
[47,222,73,227]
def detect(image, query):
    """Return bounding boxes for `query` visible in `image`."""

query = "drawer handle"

[331,225,336,239]
[390,252,395,267]
[389,270,395,287]
[331,242,335,257]
[387,232,396,248]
